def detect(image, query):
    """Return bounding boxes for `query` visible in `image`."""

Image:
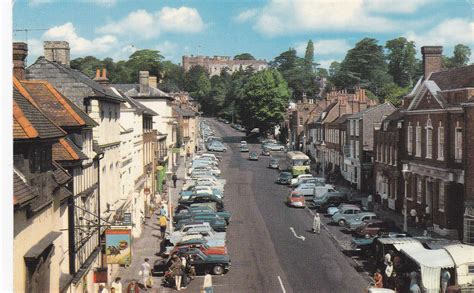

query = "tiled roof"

[111,87,158,116]
[13,169,37,206]
[330,114,351,125]
[38,58,125,103]
[52,161,72,185]
[52,137,88,161]
[315,102,337,123]
[20,80,98,128]
[430,64,474,91]
[173,106,196,117]
[13,86,66,140]
[114,83,173,100]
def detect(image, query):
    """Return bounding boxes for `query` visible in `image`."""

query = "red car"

[355,219,399,238]
[170,242,227,256]
[287,192,305,208]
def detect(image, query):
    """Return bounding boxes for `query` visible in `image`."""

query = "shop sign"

[105,229,131,265]
[93,268,108,283]
[122,213,132,226]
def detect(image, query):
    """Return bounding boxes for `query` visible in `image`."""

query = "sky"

[13,0,474,69]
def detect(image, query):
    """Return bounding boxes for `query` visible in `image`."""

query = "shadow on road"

[222,135,245,143]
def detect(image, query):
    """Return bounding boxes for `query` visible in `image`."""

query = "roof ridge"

[13,99,39,138]
[59,138,80,160]
[13,77,40,108]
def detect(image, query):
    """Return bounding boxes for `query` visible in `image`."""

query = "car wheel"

[338,219,346,227]
[213,264,224,275]
[223,149,227,152]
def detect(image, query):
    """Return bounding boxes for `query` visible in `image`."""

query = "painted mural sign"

[105,229,131,265]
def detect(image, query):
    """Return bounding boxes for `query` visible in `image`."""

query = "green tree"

[328,61,341,77]
[385,37,417,87]
[160,61,185,92]
[304,40,315,73]
[126,49,164,82]
[239,69,290,134]
[444,44,472,68]
[234,53,255,60]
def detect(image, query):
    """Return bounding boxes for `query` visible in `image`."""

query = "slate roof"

[37,57,125,103]
[52,137,88,161]
[315,102,337,123]
[329,114,350,126]
[13,169,37,206]
[110,87,158,116]
[430,64,474,91]
[173,106,196,117]
[114,83,173,100]
[13,85,66,140]
[348,102,394,119]
[19,80,98,128]
[52,161,72,185]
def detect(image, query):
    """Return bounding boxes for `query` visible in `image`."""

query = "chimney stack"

[139,71,149,94]
[44,41,70,67]
[13,42,28,80]
[421,46,443,80]
[149,76,157,88]
[94,68,101,79]
[94,68,109,86]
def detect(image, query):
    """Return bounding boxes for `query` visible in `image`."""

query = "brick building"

[401,46,474,240]
[182,55,267,76]
[374,110,405,212]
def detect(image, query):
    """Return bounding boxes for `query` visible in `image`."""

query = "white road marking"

[277,275,287,293]
[290,227,305,241]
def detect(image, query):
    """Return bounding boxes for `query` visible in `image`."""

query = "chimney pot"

[139,71,149,94]
[149,76,157,89]
[44,41,70,67]
[13,42,28,80]
[95,68,101,79]
[421,46,443,80]
[102,68,107,79]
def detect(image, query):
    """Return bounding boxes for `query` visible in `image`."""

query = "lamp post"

[402,164,411,233]
[321,141,326,179]
[165,171,174,233]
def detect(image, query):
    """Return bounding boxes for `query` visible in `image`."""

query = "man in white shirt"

[111,277,122,293]
[141,258,152,288]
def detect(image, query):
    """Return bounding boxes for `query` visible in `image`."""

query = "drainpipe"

[96,152,105,266]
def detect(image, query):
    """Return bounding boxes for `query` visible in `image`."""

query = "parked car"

[179,194,224,212]
[168,241,228,257]
[208,144,227,152]
[293,177,325,188]
[261,148,271,156]
[327,203,362,216]
[276,172,293,185]
[354,219,400,238]
[312,192,348,211]
[268,158,279,169]
[153,248,231,276]
[292,183,317,197]
[175,214,227,232]
[174,208,231,225]
[179,186,223,200]
[240,141,247,147]
[249,151,259,160]
[313,184,337,200]
[344,212,379,232]
[331,205,362,226]
[287,192,305,208]
[290,174,313,186]
[167,222,226,246]
[263,143,285,151]
[240,145,249,152]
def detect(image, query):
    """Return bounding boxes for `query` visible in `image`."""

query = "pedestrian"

[385,261,394,289]
[159,214,168,238]
[312,213,321,234]
[172,173,178,188]
[367,194,373,212]
[180,255,188,289]
[374,269,383,288]
[382,192,388,210]
[140,258,152,289]
[111,277,122,293]
[126,280,140,293]
[409,271,421,293]
[160,205,167,217]
[170,255,183,291]
[99,284,109,293]
[441,269,451,293]
[410,208,417,225]
[374,192,381,211]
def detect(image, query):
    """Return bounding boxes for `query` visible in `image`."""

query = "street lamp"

[321,141,326,179]
[402,164,411,233]
[165,171,174,233]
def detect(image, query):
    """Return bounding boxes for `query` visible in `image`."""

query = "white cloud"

[97,6,204,39]
[234,9,258,23]
[318,59,338,70]
[156,41,178,60]
[363,0,430,13]
[39,22,118,55]
[158,7,204,33]
[109,44,138,61]
[405,18,474,49]
[94,0,117,7]
[295,39,351,56]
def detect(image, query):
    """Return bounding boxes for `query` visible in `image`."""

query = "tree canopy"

[234,53,255,60]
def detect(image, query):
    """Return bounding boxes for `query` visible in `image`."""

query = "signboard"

[122,213,132,226]
[105,229,131,265]
[93,268,108,283]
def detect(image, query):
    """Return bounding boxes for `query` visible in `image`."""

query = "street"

[207,119,369,293]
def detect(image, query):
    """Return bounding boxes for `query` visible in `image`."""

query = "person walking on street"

[140,258,152,289]
[409,271,421,293]
[374,192,381,212]
[374,269,383,288]
[410,208,417,226]
[180,255,188,289]
[111,277,122,293]
[385,261,394,289]
[160,204,167,217]
[367,194,373,212]
[312,213,321,234]
[99,284,109,293]
[159,214,168,238]
[126,280,140,293]
[172,173,178,188]
[441,269,451,293]
[170,255,183,291]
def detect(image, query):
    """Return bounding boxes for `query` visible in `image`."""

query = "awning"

[24,231,62,261]
[400,245,455,293]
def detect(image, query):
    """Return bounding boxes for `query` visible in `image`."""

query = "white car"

[313,184,337,200]
[292,183,317,197]
[167,223,226,245]
[290,174,314,186]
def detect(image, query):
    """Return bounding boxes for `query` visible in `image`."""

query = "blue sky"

[13,0,474,69]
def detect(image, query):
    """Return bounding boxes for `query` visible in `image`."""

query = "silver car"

[331,205,362,226]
